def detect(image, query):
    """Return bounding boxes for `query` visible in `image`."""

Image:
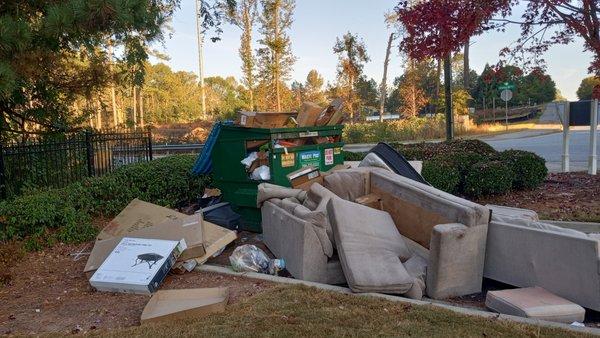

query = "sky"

[150,0,594,101]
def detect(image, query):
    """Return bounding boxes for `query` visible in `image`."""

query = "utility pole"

[195,0,207,118]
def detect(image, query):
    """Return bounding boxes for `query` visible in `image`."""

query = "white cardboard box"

[90,237,186,294]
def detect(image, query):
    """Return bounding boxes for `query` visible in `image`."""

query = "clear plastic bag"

[229,244,285,275]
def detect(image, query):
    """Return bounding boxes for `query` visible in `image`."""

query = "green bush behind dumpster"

[0,155,209,250]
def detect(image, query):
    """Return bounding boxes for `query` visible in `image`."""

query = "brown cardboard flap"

[141,287,229,323]
[195,221,238,264]
[96,199,186,241]
[297,102,323,127]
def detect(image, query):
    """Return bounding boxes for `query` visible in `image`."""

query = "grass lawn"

[84,285,588,338]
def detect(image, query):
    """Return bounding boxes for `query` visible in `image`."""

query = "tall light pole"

[195,0,207,118]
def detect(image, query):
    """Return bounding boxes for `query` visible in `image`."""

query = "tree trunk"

[380,33,394,122]
[132,87,138,126]
[349,74,354,122]
[108,42,118,126]
[139,90,144,127]
[274,0,281,112]
[444,53,453,141]
[463,38,470,90]
[434,58,441,114]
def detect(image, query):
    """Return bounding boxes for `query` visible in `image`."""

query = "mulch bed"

[475,172,600,223]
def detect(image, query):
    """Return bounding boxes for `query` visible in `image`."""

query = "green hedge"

[496,150,548,190]
[0,155,209,250]
[464,161,515,197]
[421,160,461,194]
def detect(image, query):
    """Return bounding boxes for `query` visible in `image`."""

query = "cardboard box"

[296,102,323,127]
[286,166,323,191]
[84,213,206,273]
[355,193,382,210]
[237,111,297,128]
[89,237,186,294]
[315,98,344,126]
[141,288,229,323]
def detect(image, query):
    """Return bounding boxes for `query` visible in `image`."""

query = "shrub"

[463,161,515,197]
[342,151,367,161]
[395,139,497,161]
[422,160,461,194]
[0,155,209,249]
[496,149,547,190]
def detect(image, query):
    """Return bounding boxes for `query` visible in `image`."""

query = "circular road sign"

[500,89,513,102]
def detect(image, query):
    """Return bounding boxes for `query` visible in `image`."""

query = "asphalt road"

[484,128,599,173]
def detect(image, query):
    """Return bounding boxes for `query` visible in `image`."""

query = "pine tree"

[333,32,370,121]
[225,0,259,110]
[304,70,327,106]
[256,0,296,112]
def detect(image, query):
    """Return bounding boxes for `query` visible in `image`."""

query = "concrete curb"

[197,264,599,335]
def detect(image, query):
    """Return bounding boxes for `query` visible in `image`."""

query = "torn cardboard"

[355,193,382,210]
[89,237,185,294]
[86,199,237,273]
[96,199,185,241]
[84,213,206,273]
[286,166,323,191]
[297,102,323,127]
[141,287,228,323]
[237,111,296,128]
[196,220,238,264]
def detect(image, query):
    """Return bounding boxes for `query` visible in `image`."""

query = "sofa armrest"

[426,223,488,299]
[261,201,333,283]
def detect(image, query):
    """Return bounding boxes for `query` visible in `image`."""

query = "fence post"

[147,128,153,161]
[0,144,5,198]
[85,130,95,176]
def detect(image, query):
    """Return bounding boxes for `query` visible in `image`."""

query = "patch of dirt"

[0,242,275,335]
[475,172,600,223]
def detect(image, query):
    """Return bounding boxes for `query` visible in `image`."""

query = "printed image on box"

[90,237,186,294]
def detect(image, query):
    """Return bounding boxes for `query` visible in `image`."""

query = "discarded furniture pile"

[257,143,597,324]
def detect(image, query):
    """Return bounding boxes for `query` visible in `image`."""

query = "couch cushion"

[485,287,585,323]
[292,204,334,258]
[326,197,416,295]
[323,170,368,201]
[257,183,307,207]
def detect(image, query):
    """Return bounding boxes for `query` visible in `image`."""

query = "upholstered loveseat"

[259,167,490,299]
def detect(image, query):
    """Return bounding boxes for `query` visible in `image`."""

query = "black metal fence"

[0,130,152,198]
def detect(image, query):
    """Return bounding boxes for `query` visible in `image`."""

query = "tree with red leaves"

[397,0,600,140]
[396,0,507,140]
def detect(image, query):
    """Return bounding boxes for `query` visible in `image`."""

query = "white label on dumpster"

[299,131,318,138]
[324,148,334,165]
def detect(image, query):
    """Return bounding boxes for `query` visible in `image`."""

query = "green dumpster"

[211,124,345,232]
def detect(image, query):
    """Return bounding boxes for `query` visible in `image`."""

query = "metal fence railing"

[0,130,152,198]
